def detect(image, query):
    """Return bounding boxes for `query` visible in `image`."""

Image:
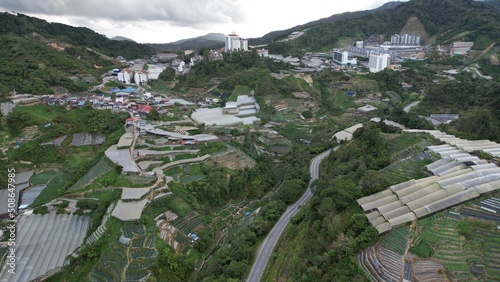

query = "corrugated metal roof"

[365,210,381,221]
[377,200,404,214]
[357,189,393,206]
[376,222,392,234]
[389,179,417,193]
[361,195,399,211]
[382,206,411,220]
[474,180,500,194]
[400,184,441,205]
[387,212,416,227]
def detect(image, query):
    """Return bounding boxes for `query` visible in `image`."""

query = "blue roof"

[112,86,136,94]
[190,233,198,238]
[245,211,251,216]
[77,101,85,106]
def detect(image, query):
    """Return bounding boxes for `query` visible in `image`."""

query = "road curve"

[246,148,334,282]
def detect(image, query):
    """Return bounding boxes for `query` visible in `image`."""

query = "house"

[134,69,148,85]
[257,49,269,57]
[154,53,178,63]
[153,96,162,103]
[125,118,137,125]
[118,69,134,84]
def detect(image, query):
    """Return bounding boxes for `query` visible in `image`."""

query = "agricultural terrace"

[410,214,479,281]
[379,134,437,185]
[357,244,403,282]
[379,226,409,256]
[89,224,157,282]
[68,157,113,191]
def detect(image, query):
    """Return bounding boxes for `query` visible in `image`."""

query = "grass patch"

[94,169,134,187]
[31,170,59,185]
[31,173,70,207]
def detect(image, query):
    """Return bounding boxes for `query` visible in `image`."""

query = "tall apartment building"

[368,53,391,73]
[390,34,421,46]
[225,33,248,52]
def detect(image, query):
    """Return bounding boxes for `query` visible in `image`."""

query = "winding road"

[246,148,335,282]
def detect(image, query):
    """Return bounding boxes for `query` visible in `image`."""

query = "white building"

[134,70,148,85]
[368,53,391,73]
[355,41,364,48]
[117,69,134,84]
[257,49,269,57]
[451,42,474,55]
[390,34,421,46]
[332,50,358,65]
[225,33,248,52]
[146,65,166,80]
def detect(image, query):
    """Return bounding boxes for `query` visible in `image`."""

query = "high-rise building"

[225,33,248,52]
[368,53,391,73]
[390,34,421,46]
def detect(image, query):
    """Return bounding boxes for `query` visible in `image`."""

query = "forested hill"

[0,12,155,95]
[262,0,500,54]
[0,12,154,59]
[248,1,401,46]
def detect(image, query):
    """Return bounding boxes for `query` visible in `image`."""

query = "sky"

[0,0,400,43]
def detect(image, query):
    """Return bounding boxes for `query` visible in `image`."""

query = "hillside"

[260,0,500,54]
[0,12,154,59]
[0,12,156,95]
[248,1,401,46]
[148,33,225,51]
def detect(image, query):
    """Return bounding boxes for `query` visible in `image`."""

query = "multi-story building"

[368,53,391,73]
[134,70,148,85]
[225,33,248,52]
[117,69,134,84]
[390,34,421,46]
[332,50,358,65]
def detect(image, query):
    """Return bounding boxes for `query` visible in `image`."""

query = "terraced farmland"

[171,211,203,235]
[68,157,113,191]
[412,215,475,281]
[89,224,157,282]
[379,226,409,255]
[357,244,403,282]
[467,229,500,280]
[379,154,431,184]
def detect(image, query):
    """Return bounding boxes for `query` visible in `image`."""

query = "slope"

[248,1,402,46]
[260,0,500,54]
[0,12,154,59]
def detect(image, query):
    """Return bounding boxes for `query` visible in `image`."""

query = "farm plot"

[379,226,409,255]
[467,229,500,280]
[357,244,403,282]
[412,215,475,281]
[171,211,203,235]
[68,157,113,191]
[122,174,156,185]
[380,155,431,185]
[89,225,156,282]
[412,260,446,281]
[205,150,256,170]
[71,132,106,146]
[30,170,58,185]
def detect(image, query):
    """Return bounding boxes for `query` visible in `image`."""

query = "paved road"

[246,148,334,282]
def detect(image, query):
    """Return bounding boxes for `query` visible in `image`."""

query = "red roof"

[125,118,136,122]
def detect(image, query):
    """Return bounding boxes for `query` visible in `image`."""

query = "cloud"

[0,0,246,27]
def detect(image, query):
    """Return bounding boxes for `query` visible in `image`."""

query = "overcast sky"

[0,0,400,43]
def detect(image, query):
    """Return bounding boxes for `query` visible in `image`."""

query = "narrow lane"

[246,148,334,282]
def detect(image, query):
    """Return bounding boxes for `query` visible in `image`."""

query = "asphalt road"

[246,148,334,282]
